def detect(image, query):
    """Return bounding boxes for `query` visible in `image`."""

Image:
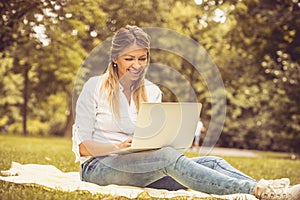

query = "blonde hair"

[100,25,150,117]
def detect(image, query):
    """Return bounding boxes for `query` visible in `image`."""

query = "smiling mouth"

[127,68,143,75]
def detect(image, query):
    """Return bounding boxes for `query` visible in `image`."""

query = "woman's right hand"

[116,138,132,149]
[80,138,133,156]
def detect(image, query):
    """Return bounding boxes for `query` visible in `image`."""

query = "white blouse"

[72,75,162,163]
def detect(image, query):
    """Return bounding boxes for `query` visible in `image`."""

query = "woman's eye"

[139,58,147,61]
[124,58,133,61]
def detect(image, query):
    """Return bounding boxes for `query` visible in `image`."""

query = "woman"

[72,25,300,200]
[193,117,206,147]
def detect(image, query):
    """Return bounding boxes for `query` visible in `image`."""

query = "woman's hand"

[116,138,132,149]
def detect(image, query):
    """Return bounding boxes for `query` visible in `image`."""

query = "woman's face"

[114,44,148,82]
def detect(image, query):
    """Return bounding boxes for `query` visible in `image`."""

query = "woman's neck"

[119,78,133,105]
[119,77,133,91]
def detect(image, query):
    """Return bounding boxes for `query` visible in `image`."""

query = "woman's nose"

[132,60,142,68]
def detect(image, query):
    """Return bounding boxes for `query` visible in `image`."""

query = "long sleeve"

[72,77,99,162]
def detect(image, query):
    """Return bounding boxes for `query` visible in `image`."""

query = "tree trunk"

[22,63,29,136]
[63,93,74,138]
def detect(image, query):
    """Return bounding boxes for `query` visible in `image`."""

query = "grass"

[0,134,299,200]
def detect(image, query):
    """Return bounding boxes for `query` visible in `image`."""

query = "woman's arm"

[79,138,132,156]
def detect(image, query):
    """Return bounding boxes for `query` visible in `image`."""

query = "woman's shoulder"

[144,79,162,102]
[86,75,103,83]
[144,79,161,92]
[83,75,103,87]
[79,75,104,95]
[144,79,162,100]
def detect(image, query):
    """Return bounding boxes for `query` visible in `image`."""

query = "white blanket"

[0,162,258,199]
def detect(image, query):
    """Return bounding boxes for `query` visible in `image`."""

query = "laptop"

[111,102,202,154]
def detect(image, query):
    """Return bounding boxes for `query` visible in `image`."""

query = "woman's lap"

[81,147,256,195]
[81,147,183,187]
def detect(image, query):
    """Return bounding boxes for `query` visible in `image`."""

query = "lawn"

[0,134,299,200]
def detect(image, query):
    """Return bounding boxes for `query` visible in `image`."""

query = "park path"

[189,147,260,157]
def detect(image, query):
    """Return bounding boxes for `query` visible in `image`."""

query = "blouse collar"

[118,83,134,92]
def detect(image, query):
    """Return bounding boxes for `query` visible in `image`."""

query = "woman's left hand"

[116,138,132,149]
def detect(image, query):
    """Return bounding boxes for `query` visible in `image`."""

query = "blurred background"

[1,0,299,153]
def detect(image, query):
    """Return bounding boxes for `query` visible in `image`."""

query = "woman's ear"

[112,61,118,68]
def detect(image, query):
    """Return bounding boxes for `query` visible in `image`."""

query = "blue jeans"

[81,147,257,195]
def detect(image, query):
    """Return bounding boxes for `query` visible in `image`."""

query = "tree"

[1,0,299,152]
[217,0,300,152]
[0,0,88,136]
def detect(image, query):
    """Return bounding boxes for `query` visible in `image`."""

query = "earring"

[113,63,118,68]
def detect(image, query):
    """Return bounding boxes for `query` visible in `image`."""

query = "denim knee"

[191,156,228,170]
[156,146,183,158]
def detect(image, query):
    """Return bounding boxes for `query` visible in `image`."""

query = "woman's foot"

[256,178,300,200]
